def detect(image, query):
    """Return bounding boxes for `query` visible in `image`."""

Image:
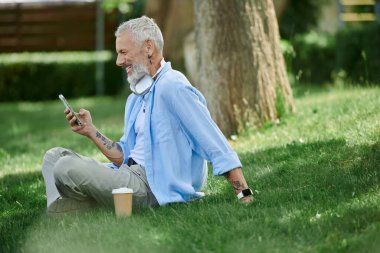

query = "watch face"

[242,189,253,196]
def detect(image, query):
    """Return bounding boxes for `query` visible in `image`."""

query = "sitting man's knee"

[42,147,66,164]
[42,147,64,174]
[45,147,63,156]
[53,156,79,183]
[43,147,56,161]
[43,147,74,160]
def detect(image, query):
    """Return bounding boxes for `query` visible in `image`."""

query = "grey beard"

[127,63,149,86]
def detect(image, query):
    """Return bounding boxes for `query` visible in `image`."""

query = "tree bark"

[144,0,171,30]
[273,0,290,22]
[145,0,194,69]
[194,0,295,136]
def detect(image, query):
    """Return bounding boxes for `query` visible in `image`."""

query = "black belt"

[127,158,138,166]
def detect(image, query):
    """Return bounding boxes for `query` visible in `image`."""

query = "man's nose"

[116,55,124,67]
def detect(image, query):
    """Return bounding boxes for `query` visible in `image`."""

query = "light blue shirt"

[112,62,242,205]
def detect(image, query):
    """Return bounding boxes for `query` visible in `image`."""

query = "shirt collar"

[152,58,166,80]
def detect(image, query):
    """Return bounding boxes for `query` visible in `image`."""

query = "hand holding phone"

[58,94,82,126]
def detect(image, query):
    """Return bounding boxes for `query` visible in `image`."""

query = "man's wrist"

[86,126,98,139]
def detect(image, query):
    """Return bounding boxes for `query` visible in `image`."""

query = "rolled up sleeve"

[168,85,242,175]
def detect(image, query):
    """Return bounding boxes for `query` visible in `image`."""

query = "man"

[42,16,253,214]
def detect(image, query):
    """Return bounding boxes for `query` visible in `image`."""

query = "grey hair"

[115,16,164,53]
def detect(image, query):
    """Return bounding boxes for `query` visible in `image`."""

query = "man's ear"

[144,40,154,55]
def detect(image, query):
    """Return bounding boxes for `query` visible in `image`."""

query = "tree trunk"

[194,0,295,136]
[144,0,171,30]
[144,0,194,70]
[273,0,290,22]
[162,0,194,69]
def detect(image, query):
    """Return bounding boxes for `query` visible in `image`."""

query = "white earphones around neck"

[130,75,154,96]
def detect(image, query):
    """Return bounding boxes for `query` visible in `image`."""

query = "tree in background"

[273,0,290,22]
[145,0,194,70]
[194,0,295,136]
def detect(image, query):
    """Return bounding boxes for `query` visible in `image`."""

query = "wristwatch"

[237,188,253,200]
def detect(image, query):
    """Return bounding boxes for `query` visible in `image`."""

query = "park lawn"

[0,85,379,253]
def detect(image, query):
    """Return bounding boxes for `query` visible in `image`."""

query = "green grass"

[1,86,379,253]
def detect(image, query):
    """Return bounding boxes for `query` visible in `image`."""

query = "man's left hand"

[240,195,254,203]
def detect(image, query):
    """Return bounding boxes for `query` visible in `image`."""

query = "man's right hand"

[65,108,123,165]
[64,108,96,138]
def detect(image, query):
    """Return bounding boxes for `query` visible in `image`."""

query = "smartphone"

[58,94,82,126]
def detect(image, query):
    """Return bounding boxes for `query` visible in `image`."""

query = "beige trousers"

[41,147,158,209]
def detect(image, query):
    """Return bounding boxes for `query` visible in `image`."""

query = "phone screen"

[58,94,82,125]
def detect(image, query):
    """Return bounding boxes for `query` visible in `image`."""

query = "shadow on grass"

[238,138,379,209]
[0,171,45,253]
[2,138,379,253]
[234,138,380,250]
[145,138,380,252]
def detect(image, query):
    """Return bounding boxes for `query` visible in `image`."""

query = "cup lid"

[112,187,133,194]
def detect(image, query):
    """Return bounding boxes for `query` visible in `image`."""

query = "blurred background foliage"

[0,52,122,101]
[279,0,380,85]
[101,0,145,16]
[0,0,379,102]
[279,0,331,39]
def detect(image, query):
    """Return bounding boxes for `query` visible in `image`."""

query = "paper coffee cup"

[112,187,133,217]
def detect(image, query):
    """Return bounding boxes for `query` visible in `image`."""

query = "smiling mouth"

[126,65,132,74]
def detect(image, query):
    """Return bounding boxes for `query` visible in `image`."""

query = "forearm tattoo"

[116,143,123,153]
[232,180,244,191]
[96,131,117,151]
